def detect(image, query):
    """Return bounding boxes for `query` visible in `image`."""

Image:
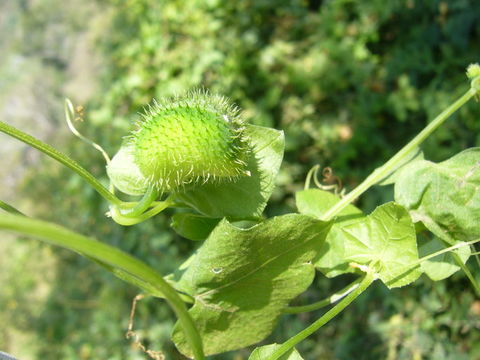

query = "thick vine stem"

[320,85,479,221]
[0,213,205,360]
[267,268,376,360]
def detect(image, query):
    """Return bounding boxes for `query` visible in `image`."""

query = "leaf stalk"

[0,214,205,360]
[283,277,362,314]
[321,86,478,221]
[0,121,122,206]
[267,269,376,360]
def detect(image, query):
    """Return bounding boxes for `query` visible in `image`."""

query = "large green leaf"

[249,344,304,360]
[176,124,285,218]
[303,201,421,288]
[394,148,480,243]
[171,214,331,356]
[419,236,471,281]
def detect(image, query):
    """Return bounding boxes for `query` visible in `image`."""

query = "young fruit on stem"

[107,90,251,197]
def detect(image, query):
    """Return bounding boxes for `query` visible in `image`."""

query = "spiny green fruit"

[120,90,250,194]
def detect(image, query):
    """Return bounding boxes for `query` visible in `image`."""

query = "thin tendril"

[304,165,319,190]
[64,98,111,165]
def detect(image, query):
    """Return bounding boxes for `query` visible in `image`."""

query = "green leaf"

[171,214,331,356]
[296,188,364,277]
[171,213,221,241]
[296,189,363,220]
[249,344,304,360]
[419,236,471,281]
[313,202,421,288]
[394,148,480,243]
[106,143,149,196]
[176,124,285,218]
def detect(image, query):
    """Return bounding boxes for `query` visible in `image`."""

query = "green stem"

[283,277,362,314]
[420,217,480,296]
[267,271,375,360]
[110,198,172,226]
[0,200,25,216]
[321,87,478,221]
[0,213,205,360]
[0,121,121,206]
[119,187,159,217]
[418,238,480,264]
[452,253,480,296]
[0,200,177,295]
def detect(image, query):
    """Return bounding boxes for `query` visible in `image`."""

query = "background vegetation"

[1,0,480,359]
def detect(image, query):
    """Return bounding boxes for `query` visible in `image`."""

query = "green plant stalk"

[0,199,191,298]
[321,87,478,221]
[283,277,362,314]
[419,217,480,296]
[0,213,205,360]
[110,198,172,226]
[442,239,480,296]
[268,271,375,360]
[418,238,480,263]
[452,253,480,296]
[381,238,480,288]
[118,187,160,216]
[0,121,121,206]
[0,200,25,216]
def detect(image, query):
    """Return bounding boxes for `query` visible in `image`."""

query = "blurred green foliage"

[2,0,480,359]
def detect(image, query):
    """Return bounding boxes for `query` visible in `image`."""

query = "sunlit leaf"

[106,143,149,196]
[395,148,480,244]
[176,125,285,218]
[171,214,331,356]
[296,189,363,220]
[302,201,421,288]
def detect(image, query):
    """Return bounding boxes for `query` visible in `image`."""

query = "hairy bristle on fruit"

[129,90,250,193]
